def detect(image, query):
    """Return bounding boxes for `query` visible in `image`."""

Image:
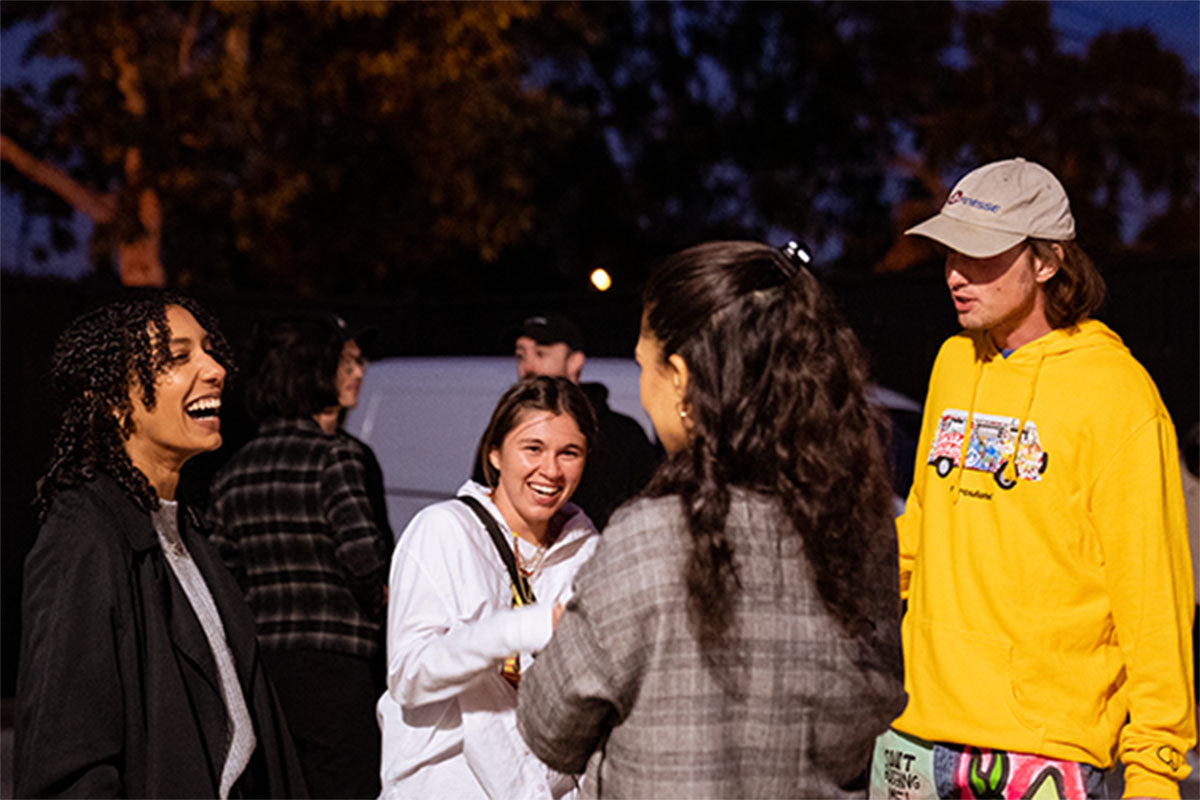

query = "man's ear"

[1032,243,1063,285]
[567,350,586,383]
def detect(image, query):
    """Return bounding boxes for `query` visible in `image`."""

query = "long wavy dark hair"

[34,293,234,520]
[641,241,895,677]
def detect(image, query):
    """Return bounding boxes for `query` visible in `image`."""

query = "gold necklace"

[512,531,548,579]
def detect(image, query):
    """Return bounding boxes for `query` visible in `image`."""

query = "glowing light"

[590,268,613,292]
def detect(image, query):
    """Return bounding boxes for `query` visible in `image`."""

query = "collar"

[82,473,180,552]
[455,479,599,553]
[259,416,334,437]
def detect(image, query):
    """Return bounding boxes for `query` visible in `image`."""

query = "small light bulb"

[590,268,613,292]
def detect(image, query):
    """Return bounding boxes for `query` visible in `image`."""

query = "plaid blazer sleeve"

[203,485,246,590]
[517,501,667,774]
[320,438,391,620]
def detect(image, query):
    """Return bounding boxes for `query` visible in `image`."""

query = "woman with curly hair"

[15,293,306,799]
[517,241,906,797]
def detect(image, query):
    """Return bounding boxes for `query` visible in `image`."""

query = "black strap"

[456,496,535,604]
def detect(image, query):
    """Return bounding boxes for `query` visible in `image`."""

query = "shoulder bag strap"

[456,496,536,605]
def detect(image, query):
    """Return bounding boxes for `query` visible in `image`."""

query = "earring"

[676,401,689,421]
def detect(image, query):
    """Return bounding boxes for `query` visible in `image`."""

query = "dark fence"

[2,255,1196,693]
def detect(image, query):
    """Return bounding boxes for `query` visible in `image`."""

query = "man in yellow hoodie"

[871,158,1195,799]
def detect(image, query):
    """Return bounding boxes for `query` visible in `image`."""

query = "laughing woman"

[15,294,306,799]
[377,376,600,800]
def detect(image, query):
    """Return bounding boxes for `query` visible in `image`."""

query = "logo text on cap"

[947,190,1001,214]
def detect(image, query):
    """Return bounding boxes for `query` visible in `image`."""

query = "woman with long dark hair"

[15,293,306,799]
[517,241,905,797]
[377,375,601,799]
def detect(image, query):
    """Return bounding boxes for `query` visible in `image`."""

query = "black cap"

[328,313,378,353]
[510,313,585,352]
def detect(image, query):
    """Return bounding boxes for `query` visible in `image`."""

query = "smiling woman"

[376,375,600,800]
[121,304,229,496]
[15,293,306,799]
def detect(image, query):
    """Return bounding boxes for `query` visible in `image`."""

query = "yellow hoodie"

[895,319,1195,799]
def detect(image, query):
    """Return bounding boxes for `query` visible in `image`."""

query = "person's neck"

[125,446,181,501]
[989,319,1052,352]
[503,509,548,546]
[313,407,340,434]
[987,299,1052,352]
[490,491,555,547]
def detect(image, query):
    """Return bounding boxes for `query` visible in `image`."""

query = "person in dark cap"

[206,313,392,799]
[498,312,658,529]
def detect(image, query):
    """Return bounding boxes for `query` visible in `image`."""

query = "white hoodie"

[377,481,599,800]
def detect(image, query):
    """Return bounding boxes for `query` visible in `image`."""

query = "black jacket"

[572,382,659,530]
[15,473,308,799]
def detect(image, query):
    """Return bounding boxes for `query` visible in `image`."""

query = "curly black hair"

[34,292,235,520]
[641,241,895,682]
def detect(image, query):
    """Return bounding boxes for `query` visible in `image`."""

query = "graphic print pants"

[869,728,1108,799]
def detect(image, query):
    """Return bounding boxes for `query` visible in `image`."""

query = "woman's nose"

[201,351,226,387]
[539,453,562,478]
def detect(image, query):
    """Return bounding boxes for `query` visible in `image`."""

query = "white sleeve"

[386,508,555,708]
[460,672,556,800]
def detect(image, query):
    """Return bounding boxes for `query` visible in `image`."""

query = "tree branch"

[113,45,146,116]
[0,133,117,222]
[178,2,203,78]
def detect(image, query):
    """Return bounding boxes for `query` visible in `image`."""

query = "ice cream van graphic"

[927,408,1048,489]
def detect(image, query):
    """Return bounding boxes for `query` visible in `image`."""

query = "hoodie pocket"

[909,618,1045,745]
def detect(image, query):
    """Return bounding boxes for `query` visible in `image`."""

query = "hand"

[552,602,565,630]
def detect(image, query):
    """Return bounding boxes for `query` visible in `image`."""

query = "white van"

[343,356,655,536]
[344,356,921,536]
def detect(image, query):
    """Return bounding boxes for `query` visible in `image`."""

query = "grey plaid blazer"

[517,491,905,799]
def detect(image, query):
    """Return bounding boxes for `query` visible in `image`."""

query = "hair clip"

[780,241,813,270]
[775,241,814,282]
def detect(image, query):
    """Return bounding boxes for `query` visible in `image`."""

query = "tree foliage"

[1,0,1195,294]
[2,0,586,292]
[882,0,1199,271]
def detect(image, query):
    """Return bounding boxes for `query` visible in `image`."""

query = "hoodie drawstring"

[952,355,986,505]
[953,337,1049,501]
[1005,347,1046,486]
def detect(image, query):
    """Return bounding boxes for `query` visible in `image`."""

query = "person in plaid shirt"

[207,313,392,799]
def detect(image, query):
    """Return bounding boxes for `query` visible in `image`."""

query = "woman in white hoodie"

[377,375,601,799]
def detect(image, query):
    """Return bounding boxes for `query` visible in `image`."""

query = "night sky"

[2,0,1197,280]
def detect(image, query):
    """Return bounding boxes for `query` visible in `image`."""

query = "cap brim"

[905,214,1026,259]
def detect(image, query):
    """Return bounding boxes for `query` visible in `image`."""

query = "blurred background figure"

[17,293,305,798]
[378,376,599,800]
[517,241,905,797]
[503,312,658,529]
[206,313,391,799]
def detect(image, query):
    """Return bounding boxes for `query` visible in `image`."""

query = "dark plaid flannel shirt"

[206,418,392,659]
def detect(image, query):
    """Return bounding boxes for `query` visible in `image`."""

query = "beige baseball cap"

[905,157,1075,258]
